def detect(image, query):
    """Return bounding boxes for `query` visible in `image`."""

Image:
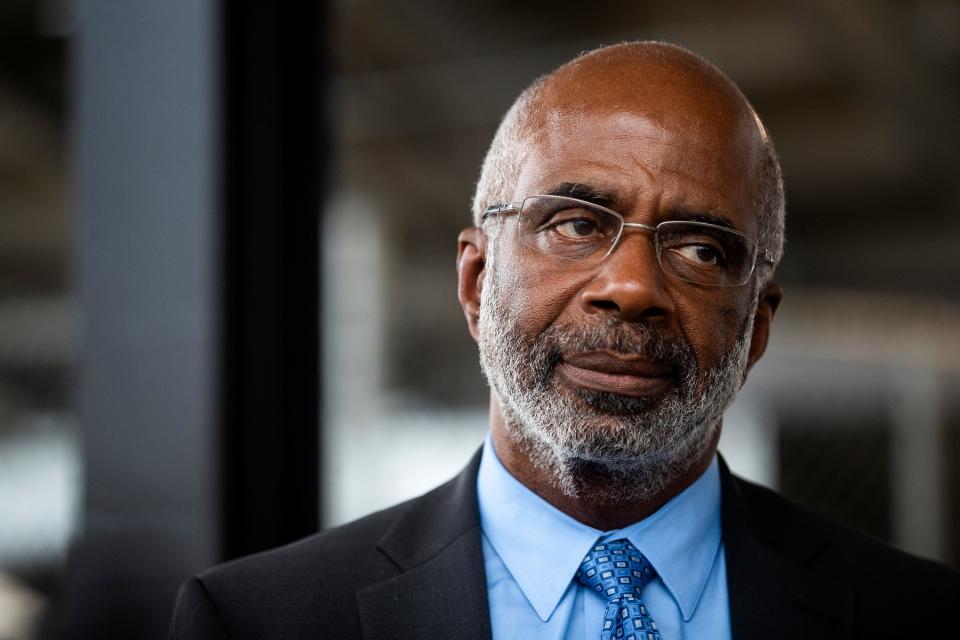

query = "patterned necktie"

[575,539,663,640]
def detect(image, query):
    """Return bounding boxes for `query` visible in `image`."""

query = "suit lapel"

[719,457,853,639]
[356,449,492,640]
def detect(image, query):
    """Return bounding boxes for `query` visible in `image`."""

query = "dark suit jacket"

[170,451,960,639]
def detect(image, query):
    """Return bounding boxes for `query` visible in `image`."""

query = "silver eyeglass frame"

[481,194,776,286]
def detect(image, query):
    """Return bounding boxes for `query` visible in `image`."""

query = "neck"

[488,395,720,531]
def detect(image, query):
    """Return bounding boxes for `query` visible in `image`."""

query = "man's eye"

[550,218,601,239]
[674,244,725,266]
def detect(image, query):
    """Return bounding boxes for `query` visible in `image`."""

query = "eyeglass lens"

[516,195,757,286]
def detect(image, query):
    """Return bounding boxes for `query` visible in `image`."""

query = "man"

[171,41,959,639]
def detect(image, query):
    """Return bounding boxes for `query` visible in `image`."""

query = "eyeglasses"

[481,194,775,287]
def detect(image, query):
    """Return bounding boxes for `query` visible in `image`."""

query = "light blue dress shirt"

[476,435,731,640]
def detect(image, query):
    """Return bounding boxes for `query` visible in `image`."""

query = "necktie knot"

[575,539,662,640]
[575,539,656,603]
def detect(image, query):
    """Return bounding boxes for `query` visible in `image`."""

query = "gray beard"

[477,261,755,506]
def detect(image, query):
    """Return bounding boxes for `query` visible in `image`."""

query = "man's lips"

[556,351,673,397]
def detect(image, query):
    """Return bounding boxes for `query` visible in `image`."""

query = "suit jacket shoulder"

[721,460,960,639]
[170,450,491,640]
[170,502,403,639]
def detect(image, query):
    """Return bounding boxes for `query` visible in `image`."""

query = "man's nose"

[578,232,675,322]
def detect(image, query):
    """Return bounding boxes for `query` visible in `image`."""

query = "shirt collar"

[476,434,722,623]
[609,454,723,621]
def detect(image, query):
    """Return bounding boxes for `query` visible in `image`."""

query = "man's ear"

[745,280,783,376]
[457,227,486,341]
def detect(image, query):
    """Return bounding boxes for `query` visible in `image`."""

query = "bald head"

[472,41,784,279]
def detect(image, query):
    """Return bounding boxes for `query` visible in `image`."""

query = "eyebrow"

[543,182,618,208]
[666,208,738,231]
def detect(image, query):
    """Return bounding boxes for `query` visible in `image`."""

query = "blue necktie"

[575,539,663,640]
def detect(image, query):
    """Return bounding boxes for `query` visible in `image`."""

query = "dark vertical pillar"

[67,2,326,637]
[220,2,326,560]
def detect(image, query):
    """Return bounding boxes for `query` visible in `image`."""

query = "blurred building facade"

[0,1,73,638]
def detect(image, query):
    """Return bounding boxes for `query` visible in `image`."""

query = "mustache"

[532,321,697,375]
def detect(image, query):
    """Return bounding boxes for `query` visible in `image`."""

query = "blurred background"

[0,0,958,637]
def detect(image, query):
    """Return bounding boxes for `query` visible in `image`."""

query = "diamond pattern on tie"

[575,539,662,640]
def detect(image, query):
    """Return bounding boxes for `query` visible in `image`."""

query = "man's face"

[475,95,768,501]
